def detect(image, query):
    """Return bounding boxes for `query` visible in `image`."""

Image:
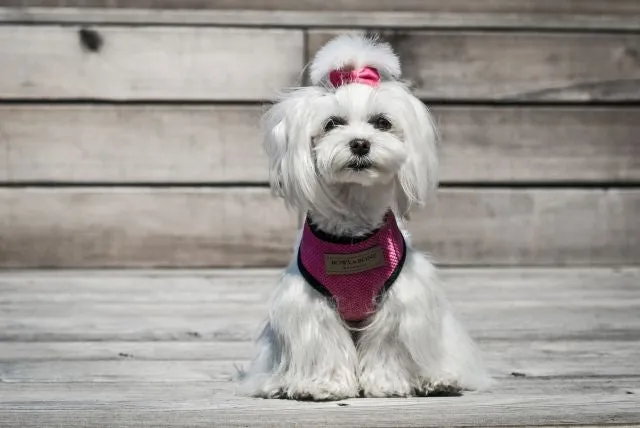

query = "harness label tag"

[324,246,385,275]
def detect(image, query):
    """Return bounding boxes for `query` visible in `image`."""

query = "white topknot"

[309,34,401,86]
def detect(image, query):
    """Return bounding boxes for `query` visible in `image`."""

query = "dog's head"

[263,35,438,218]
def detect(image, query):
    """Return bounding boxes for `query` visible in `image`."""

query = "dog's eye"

[370,114,392,131]
[323,117,346,133]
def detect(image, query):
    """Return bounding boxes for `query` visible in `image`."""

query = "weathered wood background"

[0,0,639,267]
[0,3,639,427]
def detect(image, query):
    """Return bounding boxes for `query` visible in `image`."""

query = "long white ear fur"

[395,91,439,217]
[262,87,324,211]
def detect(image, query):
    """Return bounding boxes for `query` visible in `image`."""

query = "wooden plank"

[0,341,258,361]
[0,188,638,267]
[4,0,640,13]
[1,377,639,403]
[309,31,640,102]
[2,304,638,343]
[1,300,638,342]
[0,394,638,427]
[0,187,298,268]
[2,105,639,183]
[436,107,640,183]
[419,189,640,266]
[0,269,279,303]
[2,359,640,384]
[0,105,266,183]
[3,28,640,101]
[0,269,638,343]
[3,0,640,31]
[1,340,639,378]
[0,360,238,383]
[2,7,640,30]
[0,26,303,100]
[1,338,638,364]
[1,268,637,304]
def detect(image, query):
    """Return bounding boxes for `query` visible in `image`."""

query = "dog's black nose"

[349,139,370,156]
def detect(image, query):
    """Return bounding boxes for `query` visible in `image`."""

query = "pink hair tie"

[329,66,380,88]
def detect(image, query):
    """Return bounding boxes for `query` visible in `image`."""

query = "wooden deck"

[1,1,639,426]
[1,268,638,427]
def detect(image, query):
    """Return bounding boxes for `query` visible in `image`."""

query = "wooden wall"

[0,1,638,268]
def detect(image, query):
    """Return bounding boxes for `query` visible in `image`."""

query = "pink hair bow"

[329,66,380,88]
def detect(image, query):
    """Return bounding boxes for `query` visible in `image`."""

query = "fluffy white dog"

[241,35,490,400]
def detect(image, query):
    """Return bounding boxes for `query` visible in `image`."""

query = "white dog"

[241,35,490,400]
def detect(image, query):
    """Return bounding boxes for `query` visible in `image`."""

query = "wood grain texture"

[2,358,640,384]
[3,27,640,101]
[2,105,639,183]
[0,105,266,183]
[1,268,638,304]
[0,188,638,268]
[0,268,638,426]
[0,188,640,267]
[1,268,638,343]
[1,340,639,378]
[0,393,637,427]
[1,377,639,402]
[2,7,640,30]
[309,31,640,101]
[4,0,640,13]
[2,339,638,373]
[436,107,640,183]
[0,187,299,268]
[0,26,303,100]
[2,301,638,343]
[420,189,640,266]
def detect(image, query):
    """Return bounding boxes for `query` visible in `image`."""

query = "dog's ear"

[262,101,288,198]
[262,88,323,211]
[395,93,439,217]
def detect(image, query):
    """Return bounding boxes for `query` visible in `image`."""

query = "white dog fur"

[240,34,491,400]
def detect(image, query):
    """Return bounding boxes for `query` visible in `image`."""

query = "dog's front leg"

[243,269,359,401]
[358,254,490,397]
[357,271,433,397]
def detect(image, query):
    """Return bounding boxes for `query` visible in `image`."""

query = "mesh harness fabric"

[297,212,407,322]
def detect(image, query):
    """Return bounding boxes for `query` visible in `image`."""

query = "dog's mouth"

[347,159,374,171]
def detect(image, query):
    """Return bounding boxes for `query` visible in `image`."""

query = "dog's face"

[312,84,407,187]
[263,81,438,216]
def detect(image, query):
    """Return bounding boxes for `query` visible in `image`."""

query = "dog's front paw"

[417,380,463,397]
[258,373,359,401]
[360,367,414,398]
[284,380,359,401]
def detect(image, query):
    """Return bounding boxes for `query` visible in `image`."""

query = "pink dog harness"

[297,213,406,322]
